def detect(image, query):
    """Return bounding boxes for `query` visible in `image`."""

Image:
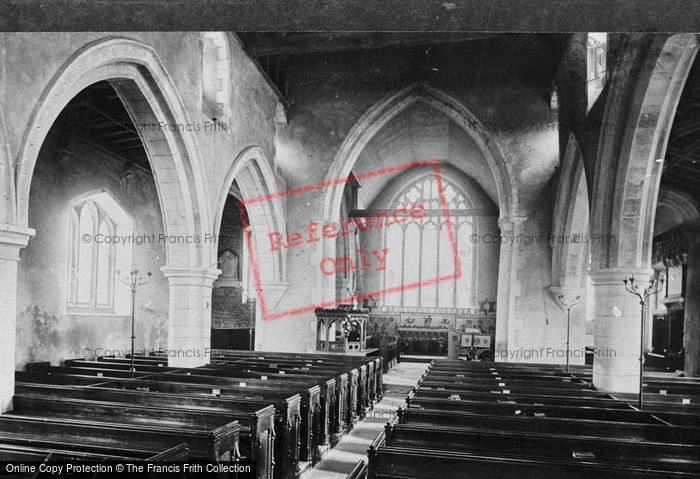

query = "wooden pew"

[27,363,155,380]
[384,422,700,475]
[406,395,665,424]
[11,394,275,479]
[205,357,367,423]
[16,382,300,479]
[98,377,323,466]
[418,378,607,398]
[64,358,341,447]
[0,415,239,462]
[397,407,700,445]
[367,444,699,478]
[16,370,112,386]
[414,384,700,413]
[195,350,382,404]
[0,442,189,462]
[97,355,353,436]
[380,360,700,479]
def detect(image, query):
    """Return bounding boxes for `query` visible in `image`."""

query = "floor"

[303,361,429,479]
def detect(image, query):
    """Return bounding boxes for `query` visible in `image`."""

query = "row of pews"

[6,350,383,479]
[368,360,700,479]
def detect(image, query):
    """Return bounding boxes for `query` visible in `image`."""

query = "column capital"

[549,285,585,310]
[589,267,655,285]
[497,216,527,232]
[0,224,35,261]
[161,266,221,287]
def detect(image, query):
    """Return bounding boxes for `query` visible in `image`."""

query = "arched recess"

[552,134,590,289]
[214,146,288,309]
[200,32,232,122]
[323,83,516,224]
[591,34,700,270]
[14,37,212,271]
[654,187,699,235]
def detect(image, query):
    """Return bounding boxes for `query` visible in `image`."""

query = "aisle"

[303,361,429,479]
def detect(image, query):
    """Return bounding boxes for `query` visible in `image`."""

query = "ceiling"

[662,57,700,201]
[51,81,149,171]
[237,32,559,100]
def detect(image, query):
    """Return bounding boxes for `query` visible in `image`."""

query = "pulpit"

[315,305,370,353]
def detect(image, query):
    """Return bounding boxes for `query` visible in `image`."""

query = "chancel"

[0,31,699,479]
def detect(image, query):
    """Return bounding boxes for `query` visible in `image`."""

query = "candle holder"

[555,294,582,374]
[623,273,665,410]
[117,270,152,378]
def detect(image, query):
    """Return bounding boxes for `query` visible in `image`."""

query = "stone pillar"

[0,225,34,412]
[684,241,700,376]
[494,217,525,361]
[162,266,220,367]
[591,267,654,393]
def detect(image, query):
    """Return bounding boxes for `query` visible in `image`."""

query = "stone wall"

[16,134,167,367]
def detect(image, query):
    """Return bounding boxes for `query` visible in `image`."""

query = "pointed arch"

[214,146,288,307]
[552,134,590,288]
[14,37,212,271]
[322,83,517,224]
[591,33,700,270]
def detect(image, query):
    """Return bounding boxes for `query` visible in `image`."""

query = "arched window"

[201,32,231,121]
[68,193,133,315]
[383,176,476,309]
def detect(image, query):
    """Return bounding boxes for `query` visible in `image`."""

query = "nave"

[3,352,700,478]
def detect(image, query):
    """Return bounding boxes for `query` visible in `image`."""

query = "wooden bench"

[0,415,239,462]
[0,442,189,462]
[11,394,274,479]
[367,444,699,478]
[97,355,353,436]
[384,422,700,475]
[398,407,700,445]
[16,382,300,479]
[98,376,323,466]
[414,384,700,413]
[65,358,343,446]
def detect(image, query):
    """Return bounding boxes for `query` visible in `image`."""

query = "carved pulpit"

[315,305,369,353]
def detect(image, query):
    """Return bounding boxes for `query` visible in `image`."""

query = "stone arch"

[591,34,700,270]
[322,83,517,224]
[552,134,590,288]
[215,146,288,309]
[655,186,699,235]
[14,37,212,271]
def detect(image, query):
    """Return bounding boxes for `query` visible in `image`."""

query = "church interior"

[0,31,699,477]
